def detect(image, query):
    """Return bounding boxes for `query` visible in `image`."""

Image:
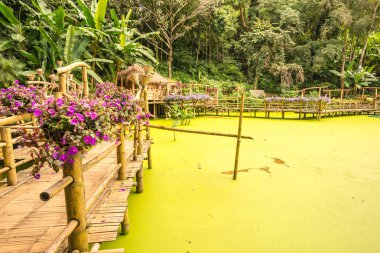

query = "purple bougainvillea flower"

[68,106,75,113]
[119,188,126,192]
[66,111,75,117]
[7,94,13,100]
[33,109,42,117]
[48,109,56,117]
[56,98,64,106]
[54,146,61,151]
[145,121,150,125]
[14,101,23,108]
[59,154,68,162]
[34,173,41,180]
[52,152,59,159]
[83,135,94,145]
[61,138,67,145]
[102,135,109,141]
[145,113,151,118]
[90,112,98,120]
[136,114,142,120]
[14,80,20,85]
[76,113,84,122]
[95,131,101,137]
[70,118,79,125]
[67,158,74,165]
[67,146,78,156]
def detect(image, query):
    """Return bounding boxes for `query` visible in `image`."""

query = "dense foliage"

[0,0,379,93]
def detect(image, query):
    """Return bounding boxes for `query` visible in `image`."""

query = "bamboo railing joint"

[40,176,74,201]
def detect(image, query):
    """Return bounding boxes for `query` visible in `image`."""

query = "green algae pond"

[102,115,380,253]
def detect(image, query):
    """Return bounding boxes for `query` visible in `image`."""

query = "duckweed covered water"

[102,115,380,253]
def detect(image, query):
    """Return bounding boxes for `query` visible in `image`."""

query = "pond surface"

[102,115,380,253]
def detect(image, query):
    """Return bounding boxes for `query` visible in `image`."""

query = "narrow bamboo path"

[0,139,151,253]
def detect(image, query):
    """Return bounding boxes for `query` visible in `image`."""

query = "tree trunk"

[340,28,348,90]
[358,0,380,68]
[239,3,249,29]
[168,44,173,79]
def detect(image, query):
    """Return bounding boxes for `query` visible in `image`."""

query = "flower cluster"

[20,84,142,176]
[0,82,45,116]
[264,96,331,103]
[163,94,210,102]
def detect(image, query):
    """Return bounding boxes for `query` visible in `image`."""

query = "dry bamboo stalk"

[233,92,245,180]
[117,126,126,180]
[120,206,130,235]
[54,62,90,74]
[148,125,253,140]
[45,219,79,253]
[59,73,67,95]
[82,67,89,98]
[0,128,17,185]
[0,113,32,126]
[40,176,74,201]
[63,152,89,252]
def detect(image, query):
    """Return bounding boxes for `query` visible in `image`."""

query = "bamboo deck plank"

[0,138,150,253]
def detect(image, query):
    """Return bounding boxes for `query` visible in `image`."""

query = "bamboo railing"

[36,62,152,252]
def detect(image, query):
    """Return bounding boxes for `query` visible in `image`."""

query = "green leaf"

[110,9,119,27]
[0,2,20,25]
[329,69,343,77]
[0,39,11,52]
[64,25,75,63]
[39,27,58,52]
[53,7,65,34]
[76,0,96,28]
[18,49,38,64]
[72,39,89,60]
[94,0,108,30]
[87,69,103,83]
[85,58,113,63]
[120,15,126,48]
[11,33,26,42]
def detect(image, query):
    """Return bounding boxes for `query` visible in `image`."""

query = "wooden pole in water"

[148,125,253,140]
[63,152,89,252]
[233,92,245,180]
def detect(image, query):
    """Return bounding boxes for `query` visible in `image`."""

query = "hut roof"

[118,64,170,84]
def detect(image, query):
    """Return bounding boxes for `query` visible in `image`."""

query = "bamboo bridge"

[0,63,153,253]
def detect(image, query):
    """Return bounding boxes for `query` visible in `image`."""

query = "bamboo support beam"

[14,157,34,167]
[117,126,126,180]
[0,128,17,185]
[0,113,32,126]
[148,125,253,140]
[233,92,245,180]
[58,73,67,95]
[54,62,90,75]
[40,176,74,201]
[136,164,144,193]
[45,220,79,253]
[63,153,89,252]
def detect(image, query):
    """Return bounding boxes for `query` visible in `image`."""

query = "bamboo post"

[137,124,143,156]
[63,152,89,252]
[233,92,245,180]
[120,206,130,235]
[136,163,144,193]
[133,122,138,161]
[117,126,126,180]
[0,128,17,186]
[82,67,89,98]
[59,73,67,95]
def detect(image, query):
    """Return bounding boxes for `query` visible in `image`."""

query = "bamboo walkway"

[0,139,151,253]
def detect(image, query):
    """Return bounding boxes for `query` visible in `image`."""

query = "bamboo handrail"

[40,176,74,201]
[0,113,32,126]
[53,62,90,74]
[45,219,79,253]
[0,166,11,174]
[148,124,254,140]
